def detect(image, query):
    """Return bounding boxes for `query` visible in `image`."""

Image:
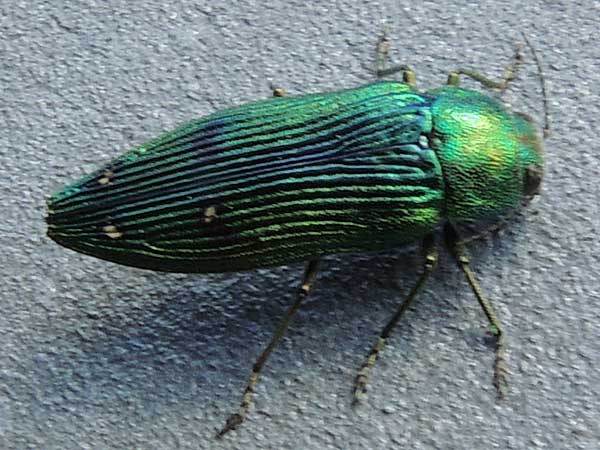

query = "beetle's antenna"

[521,33,550,138]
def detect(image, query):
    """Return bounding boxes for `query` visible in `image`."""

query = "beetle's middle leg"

[353,234,437,403]
[374,29,416,86]
[216,81,299,438]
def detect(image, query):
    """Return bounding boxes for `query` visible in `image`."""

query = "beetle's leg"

[443,222,508,399]
[217,259,320,438]
[374,29,416,87]
[217,83,296,437]
[447,42,524,91]
[353,234,437,403]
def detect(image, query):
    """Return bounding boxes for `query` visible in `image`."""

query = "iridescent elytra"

[46,33,548,436]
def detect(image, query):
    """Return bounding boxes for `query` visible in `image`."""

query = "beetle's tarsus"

[493,339,509,400]
[216,413,244,438]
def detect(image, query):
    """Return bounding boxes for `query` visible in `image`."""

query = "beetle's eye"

[524,164,543,197]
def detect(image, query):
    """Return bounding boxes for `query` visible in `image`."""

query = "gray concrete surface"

[2,1,599,449]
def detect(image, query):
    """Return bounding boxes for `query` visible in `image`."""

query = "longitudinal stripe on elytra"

[53,174,439,234]
[50,89,428,199]
[49,198,439,246]
[51,159,439,227]
[49,142,439,225]
[115,187,439,239]
[76,214,437,260]
[51,93,411,202]
[99,111,423,199]
[53,99,428,211]
[73,230,373,265]
[48,118,432,223]
[125,93,425,159]
[50,126,428,221]
[54,177,440,239]
[114,91,427,170]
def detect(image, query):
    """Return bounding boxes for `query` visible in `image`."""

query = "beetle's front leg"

[443,222,509,399]
[447,41,524,90]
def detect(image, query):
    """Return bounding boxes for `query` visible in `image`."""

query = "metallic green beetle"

[46,35,546,436]
[47,82,543,270]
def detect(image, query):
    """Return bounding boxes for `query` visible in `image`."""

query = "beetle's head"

[514,111,544,202]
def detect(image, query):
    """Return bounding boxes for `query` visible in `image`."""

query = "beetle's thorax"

[426,86,544,221]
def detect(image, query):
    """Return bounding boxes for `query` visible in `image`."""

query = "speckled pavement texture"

[2,1,598,449]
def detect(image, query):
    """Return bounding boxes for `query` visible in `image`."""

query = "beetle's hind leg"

[447,41,524,91]
[353,234,437,403]
[443,222,509,399]
[216,81,300,438]
[217,259,320,438]
[374,28,416,86]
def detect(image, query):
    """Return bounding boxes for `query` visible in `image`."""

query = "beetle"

[46,33,547,436]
